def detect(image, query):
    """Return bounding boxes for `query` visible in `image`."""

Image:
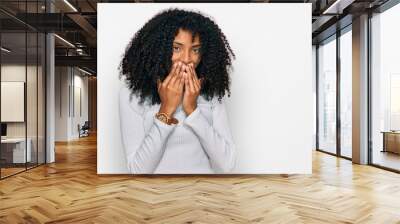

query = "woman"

[119,8,236,174]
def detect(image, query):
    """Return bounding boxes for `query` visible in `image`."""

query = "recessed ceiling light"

[63,0,78,12]
[78,67,92,76]
[54,34,75,48]
[1,47,11,53]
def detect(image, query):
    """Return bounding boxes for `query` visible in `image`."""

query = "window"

[317,36,337,155]
[339,28,352,158]
[371,3,400,171]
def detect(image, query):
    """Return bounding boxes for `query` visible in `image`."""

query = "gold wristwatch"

[155,112,179,125]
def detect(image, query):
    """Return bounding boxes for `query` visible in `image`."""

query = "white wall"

[98,3,313,174]
[72,72,89,138]
[312,45,317,150]
[55,67,89,141]
[55,66,69,141]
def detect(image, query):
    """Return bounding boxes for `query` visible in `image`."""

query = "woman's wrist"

[158,104,176,117]
[184,105,196,116]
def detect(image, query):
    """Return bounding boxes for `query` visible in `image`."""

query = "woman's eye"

[173,46,180,52]
[193,48,200,54]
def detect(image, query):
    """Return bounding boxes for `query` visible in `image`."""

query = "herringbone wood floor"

[1,134,400,224]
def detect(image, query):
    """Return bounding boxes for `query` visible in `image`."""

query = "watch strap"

[155,112,178,125]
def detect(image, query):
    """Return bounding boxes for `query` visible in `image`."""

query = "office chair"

[79,121,90,138]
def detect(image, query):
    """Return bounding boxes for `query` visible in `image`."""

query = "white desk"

[1,138,32,163]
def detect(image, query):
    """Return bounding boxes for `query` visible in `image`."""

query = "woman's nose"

[181,51,191,64]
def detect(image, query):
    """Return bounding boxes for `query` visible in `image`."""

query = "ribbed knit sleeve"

[119,89,177,174]
[183,99,236,173]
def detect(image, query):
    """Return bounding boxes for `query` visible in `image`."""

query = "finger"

[189,64,200,89]
[178,73,184,92]
[190,63,199,80]
[170,61,179,75]
[188,72,196,94]
[187,63,193,77]
[168,71,180,88]
[166,62,183,88]
[184,73,189,93]
[184,72,191,93]
[172,62,184,82]
[182,64,189,75]
[163,62,178,86]
[190,71,200,91]
[175,62,183,77]
[172,64,185,87]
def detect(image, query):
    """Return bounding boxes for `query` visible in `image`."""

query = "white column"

[45,0,55,163]
[352,14,369,164]
[46,33,55,163]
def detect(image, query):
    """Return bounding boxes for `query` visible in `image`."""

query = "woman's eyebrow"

[173,41,201,47]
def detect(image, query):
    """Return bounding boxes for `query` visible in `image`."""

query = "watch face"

[156,113,169,124]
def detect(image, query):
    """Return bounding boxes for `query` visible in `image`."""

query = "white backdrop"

[98,3,312,174]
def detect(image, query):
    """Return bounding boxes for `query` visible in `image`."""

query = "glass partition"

[1,31,28,177]
[317,36,337,155]
[0,1,46,179]
[371,3,400,171]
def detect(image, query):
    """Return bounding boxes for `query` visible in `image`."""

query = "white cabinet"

[1,138,32,163]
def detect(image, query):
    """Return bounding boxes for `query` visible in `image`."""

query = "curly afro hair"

[119,8,235,105]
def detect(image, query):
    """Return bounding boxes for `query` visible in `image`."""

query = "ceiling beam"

[67,13,97,45]
[55,55,96,70]
[322,0,356,14]
[312,15,335,33]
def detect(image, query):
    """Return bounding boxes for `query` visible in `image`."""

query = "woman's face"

[171,28,201,69]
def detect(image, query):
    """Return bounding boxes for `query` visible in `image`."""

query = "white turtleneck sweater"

[119,87,236,174]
